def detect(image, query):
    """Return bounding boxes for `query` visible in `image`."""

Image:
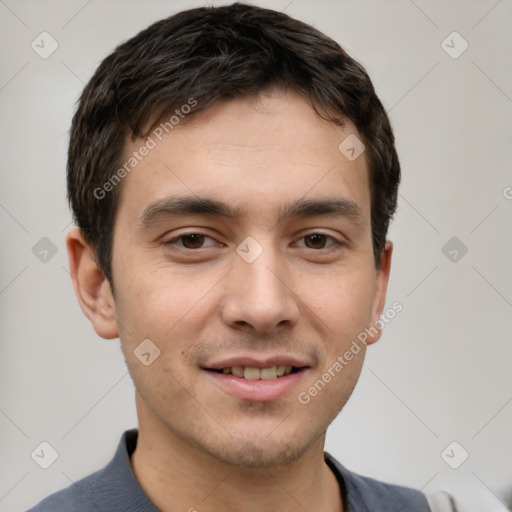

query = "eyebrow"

[138,195,364,228]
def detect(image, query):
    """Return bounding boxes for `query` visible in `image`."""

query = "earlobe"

[66,227,118,340]
[366,240,393,345]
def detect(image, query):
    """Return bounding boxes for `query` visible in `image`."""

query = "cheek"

[112,265,222,388]
[114,261,212,335]
[113,279,200,406]
[297,345,366,422]
[297,266,376,344]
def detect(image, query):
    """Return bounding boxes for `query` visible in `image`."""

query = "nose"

[220,242,300,334]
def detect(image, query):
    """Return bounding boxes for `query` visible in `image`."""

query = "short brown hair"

[67,2,400,285]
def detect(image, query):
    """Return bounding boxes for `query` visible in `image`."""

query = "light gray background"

[1,1,510,511]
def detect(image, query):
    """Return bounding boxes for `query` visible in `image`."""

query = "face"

[106,90,391,467]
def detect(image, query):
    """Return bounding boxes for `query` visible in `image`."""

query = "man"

[27,3,433,511]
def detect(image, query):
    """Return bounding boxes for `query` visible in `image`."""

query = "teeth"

[231,366,244,377]
[220,365,297,380]
[260,366,277,380]
[243,367,261,380]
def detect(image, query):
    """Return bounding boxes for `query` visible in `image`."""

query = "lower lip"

[203,369,308,402]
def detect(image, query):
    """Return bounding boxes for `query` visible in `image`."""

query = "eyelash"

[164,232,342,251]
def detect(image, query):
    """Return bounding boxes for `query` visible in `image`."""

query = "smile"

[208,365,297,380]
[203,365,308,401]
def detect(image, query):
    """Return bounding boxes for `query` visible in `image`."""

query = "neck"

[130,402,343,512]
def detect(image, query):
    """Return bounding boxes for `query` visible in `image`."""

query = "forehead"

[115,91,371,224]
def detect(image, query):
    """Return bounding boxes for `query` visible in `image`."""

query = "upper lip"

[204,355,310,370]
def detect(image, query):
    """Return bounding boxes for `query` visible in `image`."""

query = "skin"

[67,89,392,512]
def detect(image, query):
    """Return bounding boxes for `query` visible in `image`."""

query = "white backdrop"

[0,1,510,511]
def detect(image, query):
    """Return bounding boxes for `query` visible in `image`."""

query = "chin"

[200,430,320,469]
[228,443,307,468]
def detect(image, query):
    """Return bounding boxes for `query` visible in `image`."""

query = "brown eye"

[164,232,220,251]
[304,234,329,249]
[179,234,206,249]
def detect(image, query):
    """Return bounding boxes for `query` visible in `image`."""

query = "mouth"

[205,365,303,380]
[202,358,310,401]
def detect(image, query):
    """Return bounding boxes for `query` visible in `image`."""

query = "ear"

[366,240,393,345]
[66,227,118,339]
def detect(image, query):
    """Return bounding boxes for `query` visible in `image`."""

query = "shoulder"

[25,429,155,512]
[325,452,432,511]
[25,467,105,512]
